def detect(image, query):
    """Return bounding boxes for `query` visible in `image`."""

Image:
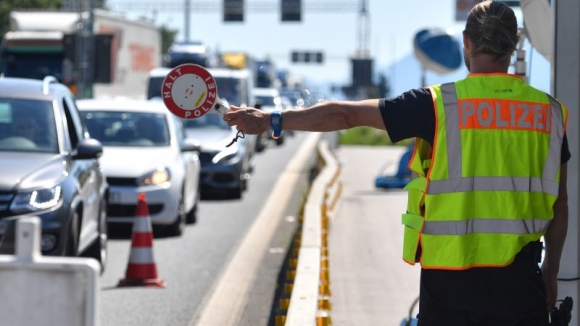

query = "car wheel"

[84,197,108,274]
[229,183,243,200]
[65,211,80,257]
[186,185,200,225]
[166,192,186,236]
[241,177,248,192]
[255,134,267,153]
[275,136,284,146]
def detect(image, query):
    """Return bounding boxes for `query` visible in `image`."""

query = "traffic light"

[224,0,244,22]
[315,52,323,63]
[291,51,300,63]
[281,0,301,22]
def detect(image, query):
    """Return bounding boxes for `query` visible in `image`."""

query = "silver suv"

[0,76,108,272]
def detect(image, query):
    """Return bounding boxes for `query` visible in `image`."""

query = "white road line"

[190,132,322,326]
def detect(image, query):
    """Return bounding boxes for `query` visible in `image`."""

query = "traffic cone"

[118,193,166,288]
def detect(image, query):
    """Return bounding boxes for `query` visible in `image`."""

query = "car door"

[62,95,101,250]
[172,115,199,210]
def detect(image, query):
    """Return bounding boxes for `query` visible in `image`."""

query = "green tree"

[0,0,64,37]
[160,24,178,54]
[377,72,391,98]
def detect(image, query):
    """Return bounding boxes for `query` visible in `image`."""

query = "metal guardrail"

[275,139,342,326]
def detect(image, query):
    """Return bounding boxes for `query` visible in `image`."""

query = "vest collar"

[466,72,525,81]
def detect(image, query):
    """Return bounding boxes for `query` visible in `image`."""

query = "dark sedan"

[182,114,253,199]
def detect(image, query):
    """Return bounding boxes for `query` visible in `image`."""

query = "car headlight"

[10,186,62,214]
[137,167,170,186]
[212,145,240,164]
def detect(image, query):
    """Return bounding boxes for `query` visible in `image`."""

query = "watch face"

[272,116,281,125]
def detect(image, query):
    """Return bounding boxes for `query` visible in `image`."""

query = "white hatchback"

[77,99,201,237]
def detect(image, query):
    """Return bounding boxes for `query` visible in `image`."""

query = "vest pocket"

[403,177,427,264]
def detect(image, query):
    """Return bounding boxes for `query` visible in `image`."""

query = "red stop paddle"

[161,63,229,119]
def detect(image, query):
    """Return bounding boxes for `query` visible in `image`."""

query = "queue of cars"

[147,66,258,199]
[145,67,308,199]
[0,68,309,268]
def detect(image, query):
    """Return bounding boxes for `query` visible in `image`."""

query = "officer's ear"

[462,30,471,52]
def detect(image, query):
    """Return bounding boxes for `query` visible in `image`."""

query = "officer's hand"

[224,105,270,135]
[542,265,558,311]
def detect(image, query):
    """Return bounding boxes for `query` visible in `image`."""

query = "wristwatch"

[270,111,282,138]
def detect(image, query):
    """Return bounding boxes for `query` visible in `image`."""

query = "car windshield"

[147,76,164,100]
[1,52,64,81]
[181,114,231,131]
[214,77,241,106]
[147,74,243,106]
[0,98,58,153]
[81,111,170,147]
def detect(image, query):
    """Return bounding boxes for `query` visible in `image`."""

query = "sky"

[106,0,552,97]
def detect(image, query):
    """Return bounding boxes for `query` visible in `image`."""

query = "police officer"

[224,1,569,325]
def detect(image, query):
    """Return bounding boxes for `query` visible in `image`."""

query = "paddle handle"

[213,98,229,116]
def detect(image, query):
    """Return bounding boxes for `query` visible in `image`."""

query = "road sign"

[291,51,324,64]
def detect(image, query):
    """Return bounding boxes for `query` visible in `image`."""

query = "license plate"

[108,192,121,204]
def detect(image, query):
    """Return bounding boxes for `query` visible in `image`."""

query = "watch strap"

[270,111,282,138]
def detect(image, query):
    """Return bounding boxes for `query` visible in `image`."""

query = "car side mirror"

[182,138,201,152]
[74,138,103,160]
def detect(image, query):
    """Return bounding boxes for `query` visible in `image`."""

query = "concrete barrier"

[276,140,341,326]
[0,217,100,326]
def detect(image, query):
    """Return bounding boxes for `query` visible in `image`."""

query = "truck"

[0,9,161,99]
[166,40,223,68]
[221,51,278,88]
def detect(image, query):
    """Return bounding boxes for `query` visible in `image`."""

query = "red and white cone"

[118,193,166,288]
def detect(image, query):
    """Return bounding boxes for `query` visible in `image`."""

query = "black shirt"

[379,88,571,164]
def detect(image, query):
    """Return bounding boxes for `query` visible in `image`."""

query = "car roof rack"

[42,76,58,95]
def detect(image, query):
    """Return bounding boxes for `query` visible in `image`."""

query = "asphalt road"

[98,131,320,326]
[329,145,421,326]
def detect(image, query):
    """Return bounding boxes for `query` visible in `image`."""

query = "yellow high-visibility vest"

[401,74,568,269]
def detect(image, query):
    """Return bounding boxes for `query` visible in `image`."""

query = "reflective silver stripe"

[428,176,560,196]
[441,83,462,178]
[431,84,564,197]
[544,95,564,182]
[422,218,551,235]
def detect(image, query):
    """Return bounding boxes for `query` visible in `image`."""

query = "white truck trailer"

[0,9,161,99]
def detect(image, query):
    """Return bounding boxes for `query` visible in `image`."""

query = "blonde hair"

[465,0,519,62]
